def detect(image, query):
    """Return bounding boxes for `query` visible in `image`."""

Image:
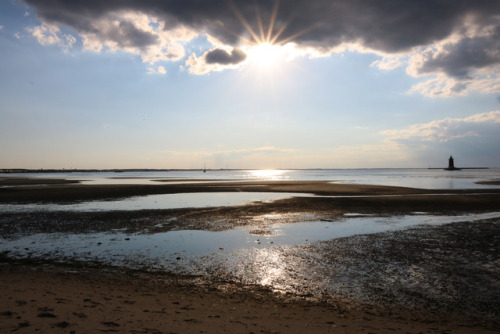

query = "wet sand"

[3,178,497,203]
[0,177,80,186]
[1,179,500,333]
[477,180,500,185]
[1,265,496,333]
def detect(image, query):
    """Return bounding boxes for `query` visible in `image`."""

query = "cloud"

[409,31,500,79]
[409,69,500,97]
[147,65,166,75]
[0,25,3,30]
[182,47,247,74]
[383,111,500,142]
[205,48,246,65]
[158,146,297,169]
[335,113,500,167]
[184,48,246,75]
[380,111,500,166]
[371,57,404,71]
[404,21,500,96]
[27,22,76,52]
[21,0,500,92]
[78,11,196,64]
[26,0,497,51]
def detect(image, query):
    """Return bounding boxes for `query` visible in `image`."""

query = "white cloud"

[382,111,500,143]
[27,22,76,52]
[371,56,404,70]
[147,65,167,75]
[409,67,500,97]
[78,11,197,65]
[14,32,23,39]
[0,25,3,30]
[27,10,198,72]
[364,21,500,98]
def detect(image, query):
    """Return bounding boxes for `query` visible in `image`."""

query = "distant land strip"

[0,168,207,173]
[2,167,493,174]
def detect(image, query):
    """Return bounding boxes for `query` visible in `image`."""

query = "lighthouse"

[445,156,460,170]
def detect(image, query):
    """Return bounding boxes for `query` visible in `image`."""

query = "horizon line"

[0,167,493,173]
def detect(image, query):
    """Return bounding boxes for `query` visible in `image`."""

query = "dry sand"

[1,179,500,333]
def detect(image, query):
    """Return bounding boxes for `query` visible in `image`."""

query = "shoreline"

[1,180,499,332]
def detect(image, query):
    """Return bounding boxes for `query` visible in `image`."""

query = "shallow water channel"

[2,211,499,269]
[0,192,309,212]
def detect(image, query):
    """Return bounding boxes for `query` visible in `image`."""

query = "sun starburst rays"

[265,0,279,44]
[227,0,288,48]
[219,0,313,73]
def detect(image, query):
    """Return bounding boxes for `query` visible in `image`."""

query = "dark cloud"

[111,21,158,49]
[205,48,246,65]
[22,0,500,76]
[413,28,500,78]
[23,1,499,48]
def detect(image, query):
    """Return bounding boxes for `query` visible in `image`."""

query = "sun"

[246,42,285,67]
[226,0,305,69]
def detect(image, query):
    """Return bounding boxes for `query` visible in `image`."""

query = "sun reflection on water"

[254,249,287,288]
[249,169,288,180]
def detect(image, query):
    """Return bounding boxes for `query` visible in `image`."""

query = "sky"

[0,0,499,169]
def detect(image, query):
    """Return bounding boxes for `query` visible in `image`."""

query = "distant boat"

[203,163,206,173]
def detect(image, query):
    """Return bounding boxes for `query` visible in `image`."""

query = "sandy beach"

[1,179,499,333]
[1,265,497,334]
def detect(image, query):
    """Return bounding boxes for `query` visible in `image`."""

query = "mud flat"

[477,180,500,185]
[1,180,499,332]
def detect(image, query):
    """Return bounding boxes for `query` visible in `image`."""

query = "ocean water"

[2,168,499,213]
[2,168,500,189]
[0,192,311,212]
